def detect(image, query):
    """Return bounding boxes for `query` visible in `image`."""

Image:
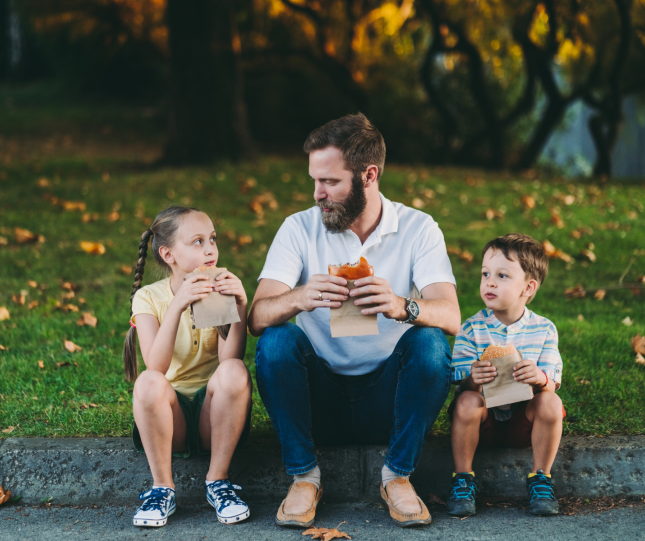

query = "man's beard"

[316,173,367,234]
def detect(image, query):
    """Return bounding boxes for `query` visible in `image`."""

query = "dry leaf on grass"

[580,249,596,262]
[0,307,10,320]
[549,208,565,229]
[76,312,97,327]
[56,361,72,368]
[61,200,86,212]
[238,235,253,246]
[62,282,78,291]
[0,486,12,506]
[576,378,591,385]
[106,211,121,222]
[38,360,44,369]
[64,340,82,353]
[120,265,132,275]
[240,177,257,194]
[28,280,38,288]
[303,522,351,541]
[622,317,633,327]
[593,289,606,301]
[636,353,645,365]
[0,344,7,351]
[632,335,645,355]
[27,300,38,309]
[0,235,7,246]
[293,192,309,202]
[62,290,75,299]
[1,426,16,434]
[521,195,535,210]
[14,227,37,243]
[543,240,574,264]
[80,241,106,255]
[61,304,79,313]
[82,212,99,223]
[564,285,586,299]
[12,290,27,305]
[37,177,50,187]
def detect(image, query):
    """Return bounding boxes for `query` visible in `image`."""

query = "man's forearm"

[249,288,302,336]
[413,297,461,335]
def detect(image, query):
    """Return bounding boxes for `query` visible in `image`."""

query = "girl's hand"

[471,360,497,385]
[172,274,214,312]
[513,358,546,386]
[214,271,248,306]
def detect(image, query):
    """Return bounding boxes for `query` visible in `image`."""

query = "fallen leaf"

[0,344,6,350]
[106,211,121,222]
[238,235,253,246]
[64,340,82,353]
[622,317,633,327]
[28,280,38,288]
[412,198,425,209]
[62,290,75,299]
[577,378,591,385]
[38,360,44,369]
[459,250,474,264]
[427,492,446,505]
[81,212,99,223]
[80,241,106,255]
[593,290,606,301]
[61,200,86,212]
[61,304,79,312]
[580,249,596,262]
[577,314,584,321]
[636,353,645,365]
[0,486,12,506]
[293,192,309,202]
[224,230,236,241]
[76,312,97,327]
[56,361,72,368]
[37,177,50,187]
[62,282,77,291]
[549,208,565,229]
[484,208,504,221]
[0,235,7,246]
[12,290,27,305]
[1,427,15,434]
[543,240,573,263]
[89,403,98,408]
[564,285,586,298]
[80,404,88,410]
[521,195,535,210]
[0,307,10,320]
[240,177,257,194]
[421,188,435,199]
[303,527,330,538]
[14,227,37,243]
[303,522,351,541]
[632,335,645,355]
[121,265,132,275]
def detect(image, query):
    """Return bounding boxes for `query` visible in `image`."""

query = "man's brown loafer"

[380,478,432,527]
[276,481,323,528]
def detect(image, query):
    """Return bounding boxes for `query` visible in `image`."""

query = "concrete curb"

[1,435,643,505]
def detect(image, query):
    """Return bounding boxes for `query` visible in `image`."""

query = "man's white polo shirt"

[258,192,456,375]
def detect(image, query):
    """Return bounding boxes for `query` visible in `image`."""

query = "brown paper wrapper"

[184,267,241,330]
[329,280,379,338]
[481,345,534,408]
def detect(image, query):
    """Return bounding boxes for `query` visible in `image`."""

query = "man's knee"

[256,322,306,371]
[398,326,451,372]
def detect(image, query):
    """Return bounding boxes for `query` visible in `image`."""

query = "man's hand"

[350,276,407,320]
[513,358,547,386]
[298,274,349,312]
[470,360,497,385]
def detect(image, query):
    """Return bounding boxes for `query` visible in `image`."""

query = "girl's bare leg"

[199,359,252,482]
[133,370,187,488]
[525,392,563,475]
[451,391,488,473]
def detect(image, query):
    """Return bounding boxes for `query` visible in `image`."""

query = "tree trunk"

[164,0,254,164]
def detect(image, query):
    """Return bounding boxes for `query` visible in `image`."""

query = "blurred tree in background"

[7,0,645,174]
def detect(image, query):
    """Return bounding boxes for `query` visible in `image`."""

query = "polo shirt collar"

[378,192,398,236]
[485,307,529,332]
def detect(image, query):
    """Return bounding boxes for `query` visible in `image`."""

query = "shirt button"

[194,340,197,345]
[192,325,195,329]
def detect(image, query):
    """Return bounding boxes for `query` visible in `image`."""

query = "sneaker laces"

[528,473,556,501]
[138,488,172,512]
[207,480,244,510]
[450,474,478,501]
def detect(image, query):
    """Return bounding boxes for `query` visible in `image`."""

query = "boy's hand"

[214,271,248,306]
[513,358,547,386]
[470,360,497,385]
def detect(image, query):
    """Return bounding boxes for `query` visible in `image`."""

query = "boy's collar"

[485,307,530,331]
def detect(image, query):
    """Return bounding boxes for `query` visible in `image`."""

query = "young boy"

[447,233,564,517]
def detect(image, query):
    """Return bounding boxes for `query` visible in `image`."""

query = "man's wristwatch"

[395,297,420,324]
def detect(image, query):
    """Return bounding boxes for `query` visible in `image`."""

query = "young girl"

[123,206,252,527]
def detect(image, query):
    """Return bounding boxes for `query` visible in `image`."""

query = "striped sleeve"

[537,323,563,386]
[451,322,479,383]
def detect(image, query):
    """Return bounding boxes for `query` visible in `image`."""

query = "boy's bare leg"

[133,370,187,488]
[451,391,488,472]
[199,359,252,482]
[525,392,563,474]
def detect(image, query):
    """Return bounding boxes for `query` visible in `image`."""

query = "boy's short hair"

[482,233,548,302]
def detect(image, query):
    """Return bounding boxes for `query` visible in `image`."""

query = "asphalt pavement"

[1,501,642,541]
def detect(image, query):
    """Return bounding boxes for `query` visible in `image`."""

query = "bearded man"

[249,113,460,528]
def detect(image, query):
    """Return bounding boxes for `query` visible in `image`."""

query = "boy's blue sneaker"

[527,470,559,515]
[447,473,478,517]
[206,479,250,524]
[133,487,176,527]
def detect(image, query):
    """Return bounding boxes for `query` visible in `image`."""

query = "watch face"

[409,300,420,318]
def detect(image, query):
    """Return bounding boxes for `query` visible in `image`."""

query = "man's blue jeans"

[255,322,452,476]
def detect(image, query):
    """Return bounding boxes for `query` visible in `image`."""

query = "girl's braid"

[130,229,153,308]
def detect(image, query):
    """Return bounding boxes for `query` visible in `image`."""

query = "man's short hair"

[482,233,548,302]
[303,113,386,180]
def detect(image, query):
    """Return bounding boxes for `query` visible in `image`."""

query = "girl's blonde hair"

[123,205,202,381]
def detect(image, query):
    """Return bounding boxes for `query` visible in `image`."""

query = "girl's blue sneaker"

[133,487,176,527]
[206,479,250,524]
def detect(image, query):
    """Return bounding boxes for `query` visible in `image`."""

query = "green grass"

[1,85,645,439]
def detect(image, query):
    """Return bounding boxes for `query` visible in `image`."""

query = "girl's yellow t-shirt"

[131,278,219,399]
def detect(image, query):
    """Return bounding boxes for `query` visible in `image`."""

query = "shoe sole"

[218,509,250,524]
[392,517,433,528]
[447,510,476,517]
[133,505,175,527]
[529,509,559,516]
[275,517,316,528]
